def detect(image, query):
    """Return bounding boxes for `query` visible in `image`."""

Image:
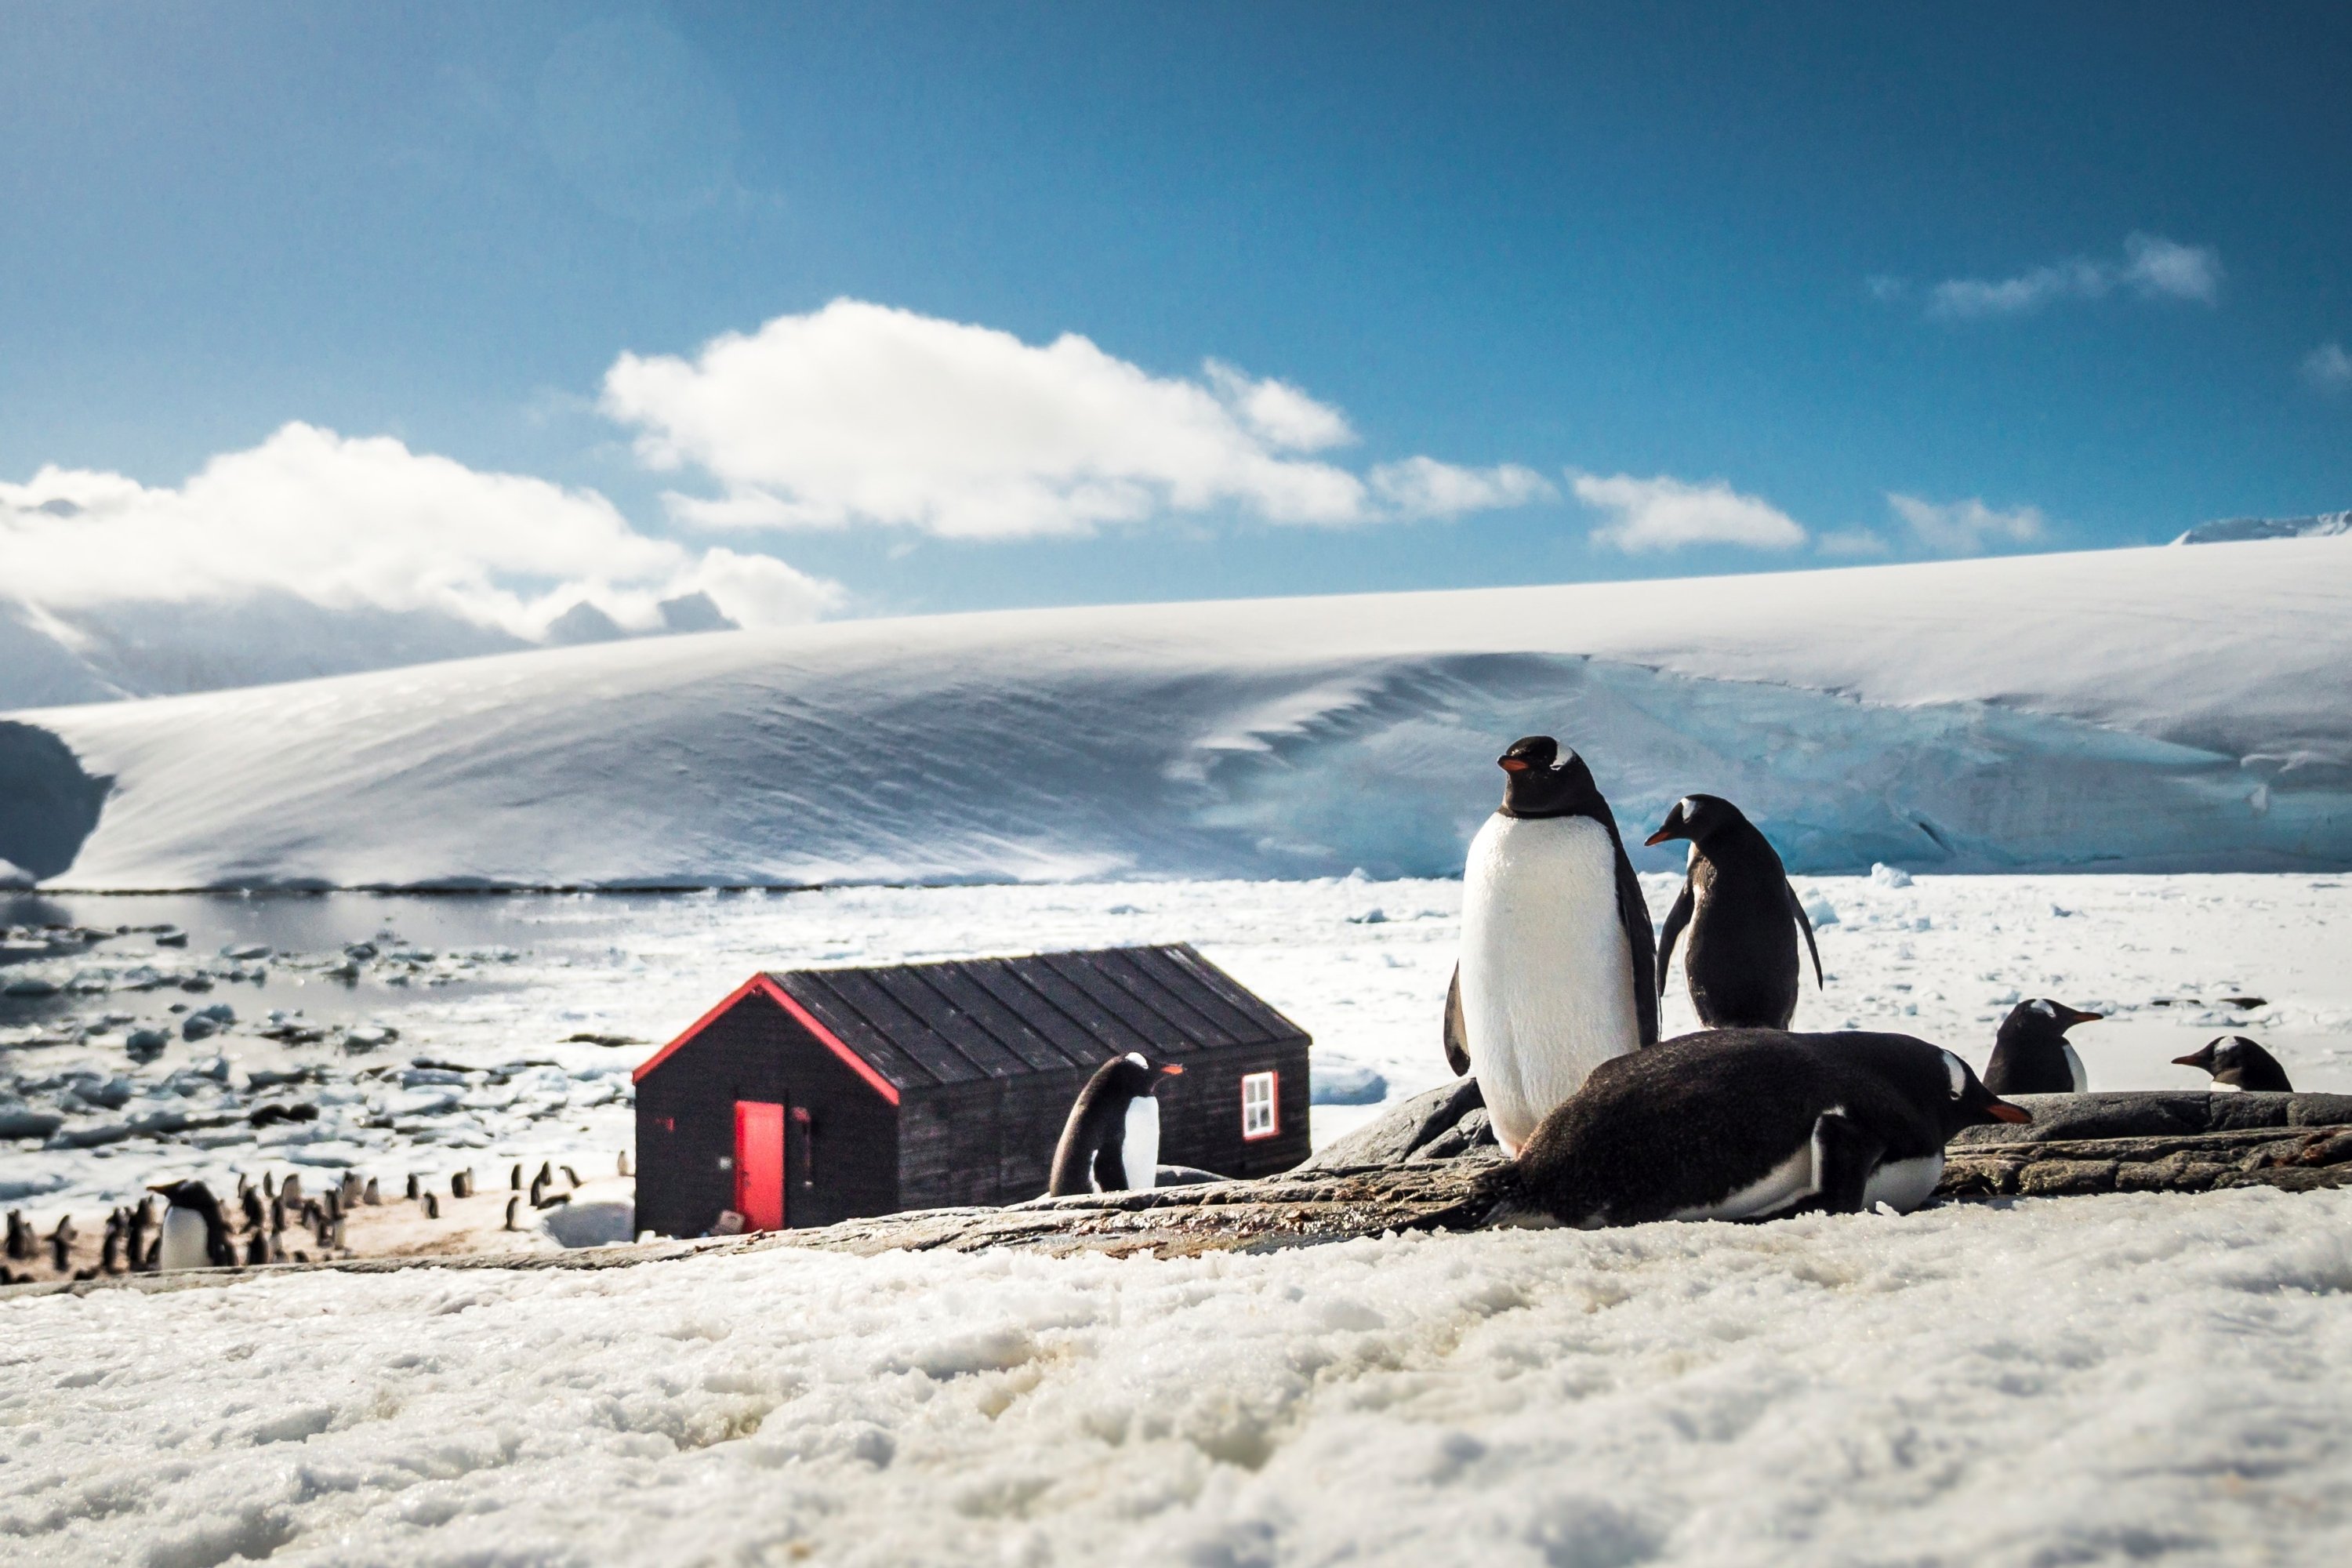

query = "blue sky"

[3,2,2347,627]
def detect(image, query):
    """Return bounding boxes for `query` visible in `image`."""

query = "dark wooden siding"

[1156,1037,1312,1179]
[635,988,899,1237]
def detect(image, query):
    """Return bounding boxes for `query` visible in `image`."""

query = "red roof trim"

[631,973,903,1106]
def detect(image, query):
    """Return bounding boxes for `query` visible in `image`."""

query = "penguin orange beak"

[2059,1006,2103,1026]
[1642,828,1674,845]
[1985,1098,2032,1124]
[2170,1051,2206,1068]
[1159,1063,1185,1076]
[1499,757,1530,773]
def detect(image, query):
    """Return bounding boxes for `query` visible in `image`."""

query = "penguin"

[1443,736,1659,1156]
[423,1191,441,1220]
[148,1181,236,1270]
[1983,1000,2101,1095]
[504,1195,521,1232]
[404,1173,420,1201]
[561,1164,581,1190]
[362,1177,380,1206]
[451,1170,473,1199]
[48,1215,75,1273]
[1503,1028,2031,1227]
[245,1231,270,1266]
[617,1151,632,1178]
[511,1163,524,1190]
[2173,1035,2294,1093]
[101,1211,125,1274]
[126,1200,153,1269]
[240,1186,267,1235]
[1047,1053,1186,1196]
[1644,794,1823,1029]
[3,1210,26,1263]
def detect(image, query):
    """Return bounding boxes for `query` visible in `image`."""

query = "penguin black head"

[2172,1035,2294,1093]
[1642,793,1748,848]
[147,1179,220,1213]
[1496,736,1607,820]
[2000,998,2103,1044]
[1936,1048,2033,1133]
[1107,1051,1185,1097]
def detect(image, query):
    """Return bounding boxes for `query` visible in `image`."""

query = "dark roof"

[764,943,1307,1092]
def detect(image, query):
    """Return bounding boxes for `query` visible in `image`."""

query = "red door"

[734,1100,786,1231]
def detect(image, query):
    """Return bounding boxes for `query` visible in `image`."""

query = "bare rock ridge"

[13,1089,2351,1303]
[2173,509,2350,545]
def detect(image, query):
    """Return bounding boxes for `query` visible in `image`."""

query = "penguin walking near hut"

[1644,794,1822,1029]
[1047,1054,1185,1196]
[1983,999,2101,1095]
[1443,736,1659,1155]
[2174,1036,2293,1092]
[149,1181,237,1270]
[1501,1028,2031,1227]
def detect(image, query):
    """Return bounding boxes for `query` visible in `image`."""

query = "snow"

[5,1187,2350,1564]
[5,872,2348,1227]
[6,536,2350,891]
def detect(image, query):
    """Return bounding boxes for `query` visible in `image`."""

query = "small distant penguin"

[49,1215,76,1273]
[617,1152,631,1178]
[534,1161,553,1191]
[324,1189,342,1222]
[404,1173,421,1201]
[561,1165,581,1190]
[1445,736,1660,1156]
[101,1212,125,1274]
[240,1187,267,1234]
[1644,794,1823,1029]
[362,1177,381,1207]
[270,1196,287,1236]
[3,1210,26,1262]
[2174,1035,2294,1093]
[125,1202,152,1268]
[280,1174,303,1206]
[1983,1000,2102,1095]
[423,1191,441,1220]
[1047,1053,1186,1196]
[1504,1029,2031,1227]
[262,1172,277,1201]
[510,1163,524,1191]
[450,1170,473,1200]
[340,1173,364,1207]
[148,1181,235,1270]
[245,1231,270,1267]
[504,1196,521,1232]
[528,1171,549,1207]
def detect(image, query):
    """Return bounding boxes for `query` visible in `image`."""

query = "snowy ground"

[5,1188,2350,1565]
[5,873,2347,1224]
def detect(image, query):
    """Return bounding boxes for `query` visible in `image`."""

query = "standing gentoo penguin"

[1645,794,1822,1029]
[1983,1000,2101,1095]
[2174,1036,2294,1092]
[1443,736,1658,1156]
[148,1180,235,1270]
[1047,1053,1185,1196]
[1503,1029,2030,1227]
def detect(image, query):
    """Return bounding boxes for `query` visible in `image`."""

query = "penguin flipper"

[1443,964,1471,1077]
[1784,880,1824,989]
[1093,1131,1128,1193]
[1807,1111,1882,1214]
[1656,882,1693,1000]
[1610,832,1661,1047]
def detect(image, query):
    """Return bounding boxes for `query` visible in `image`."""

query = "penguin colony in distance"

[1646,794,1822,1029]
[1505,1029,2030,1226]
[1984,1000,2102,1095]
[1048,1053,1185,1196]
[1446,736,1659,1156]
[2175,1035,2294,1092]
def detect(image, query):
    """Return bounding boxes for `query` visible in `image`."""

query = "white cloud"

[2303,341,2352,392]
[1886,492,2047,555]
[1572,471,1809,553]
[601,299,1544,537]
[1370,458,1556,517]
[1923,234,2221,320]
[1816,528,1891,557]
[0,423,839,639]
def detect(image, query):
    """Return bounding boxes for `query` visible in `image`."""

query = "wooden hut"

[632,943,1312,1236]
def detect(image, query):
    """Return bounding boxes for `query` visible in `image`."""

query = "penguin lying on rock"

[1048,1053,1185,1196]
[1984,999,2101,1095]
[1444,736,1659,1156]
[1645,794,1822,1029]
[1497,1029,2029,1228]
[2174,1035,2293,1092]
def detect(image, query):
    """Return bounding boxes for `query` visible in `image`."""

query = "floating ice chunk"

[1311,1057,1390,1105]
[1797,889,1839,927]
[1871,863,1914,888]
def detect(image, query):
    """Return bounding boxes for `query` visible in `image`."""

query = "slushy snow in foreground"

[5,1189,2350,1565]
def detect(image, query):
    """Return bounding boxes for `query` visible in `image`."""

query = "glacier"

[3,535,2348,890]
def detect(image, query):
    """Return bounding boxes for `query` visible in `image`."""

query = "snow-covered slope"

[8,1190,2352,1566]
[8,538,2350,889]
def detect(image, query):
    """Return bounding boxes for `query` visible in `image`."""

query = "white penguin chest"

[1120,1095,1160,1190]
[158,1207,210,1271]
[1458,812,1640,1155]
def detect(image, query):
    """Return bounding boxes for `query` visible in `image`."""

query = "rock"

[1299,1077,1484,1170]
[1407,1108,1494,1161]
[1949,1091,2352,1146]
[1153,1165,1223,1186]
[123,1027,169,1061]
[0,1105,65,1140]
[2,974,60,996]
